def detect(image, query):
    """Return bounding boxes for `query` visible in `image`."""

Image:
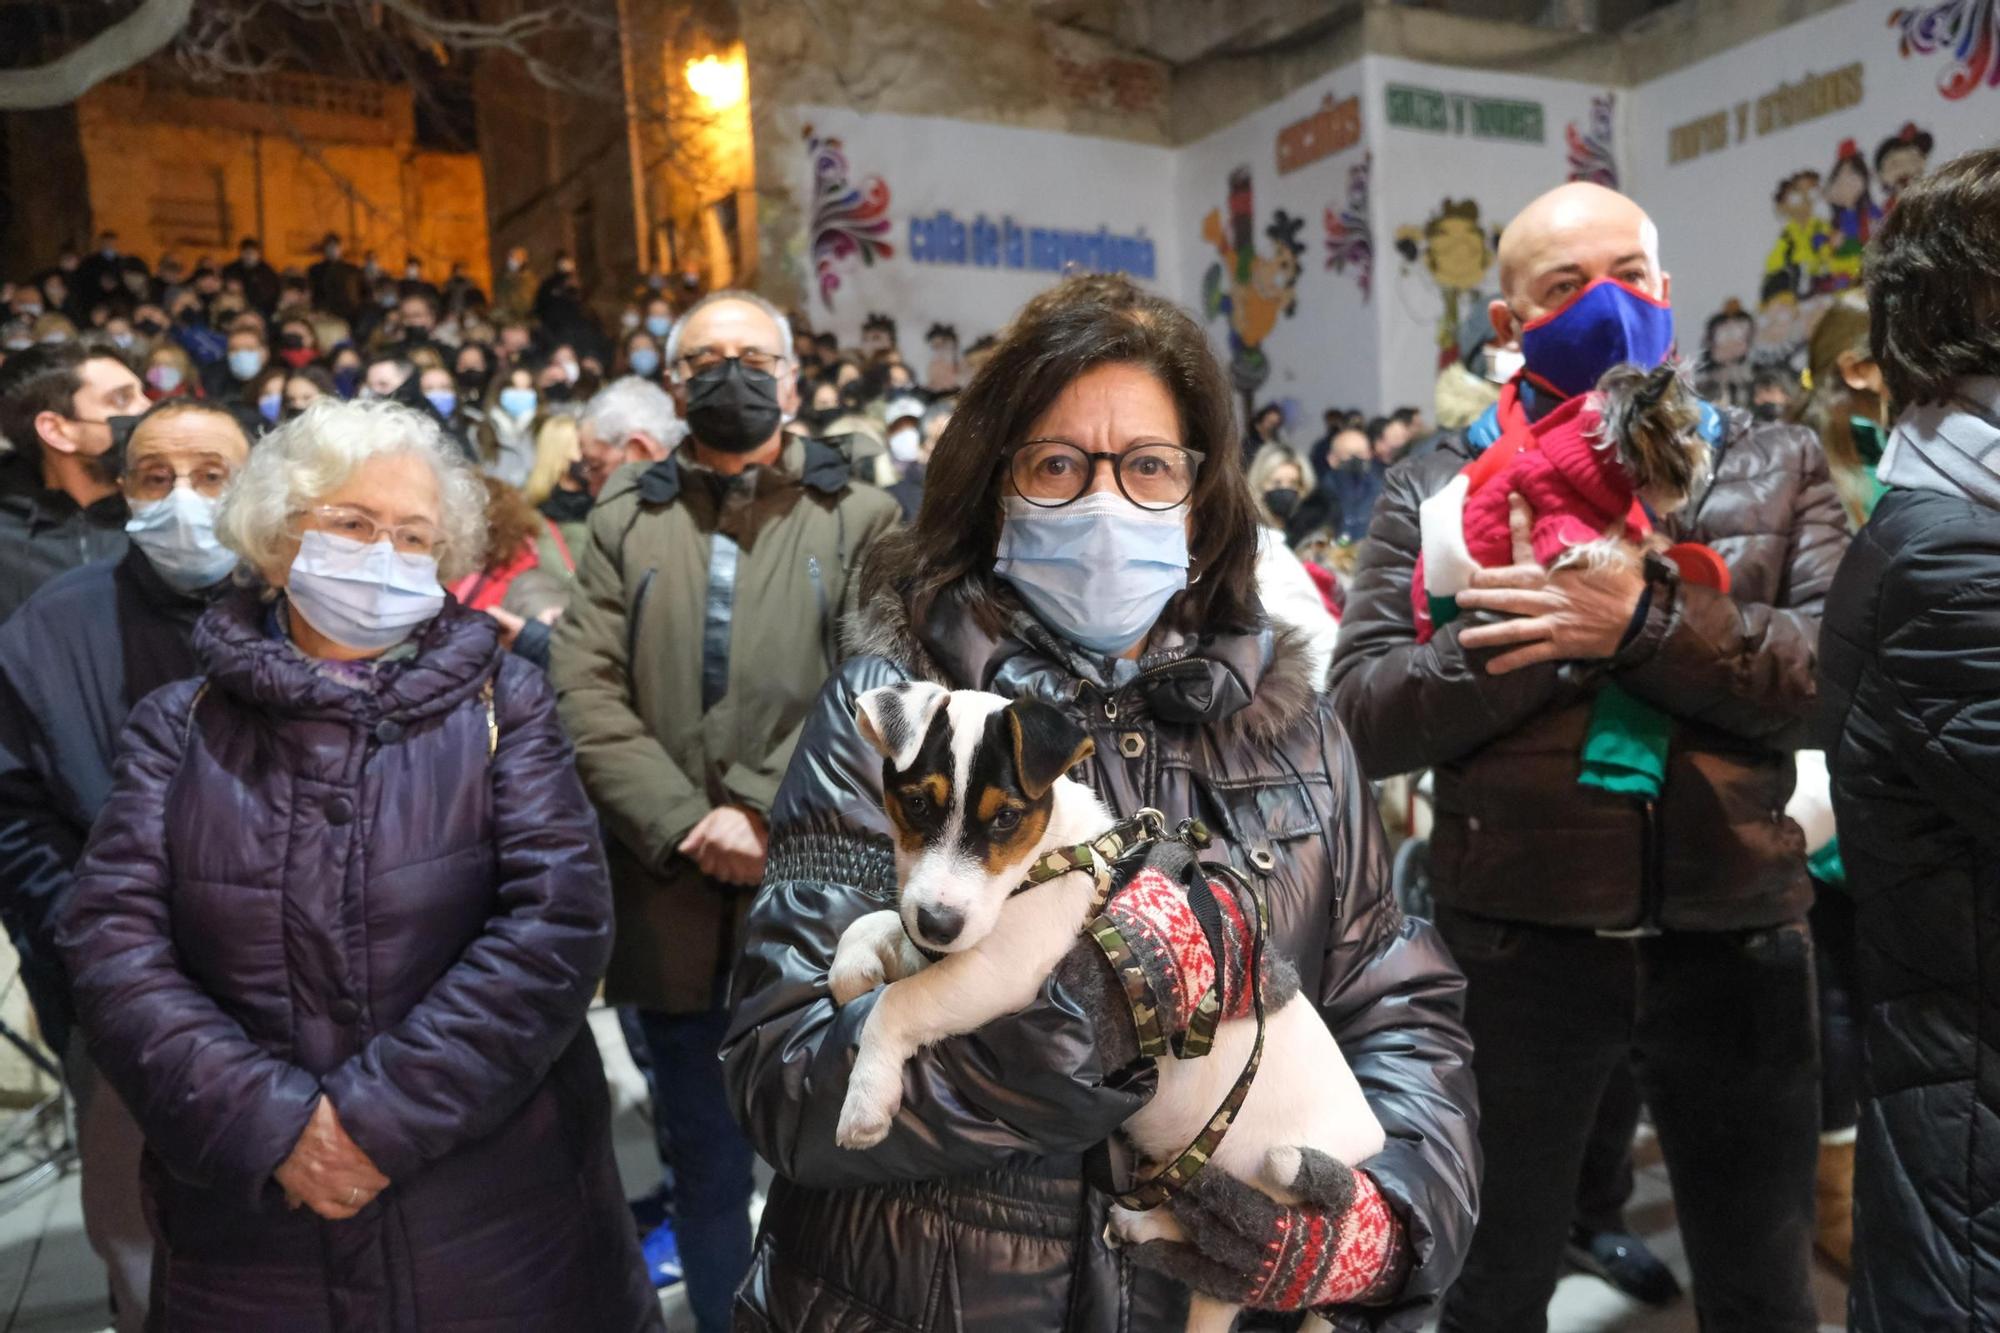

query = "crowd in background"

[0,142,1988,1333]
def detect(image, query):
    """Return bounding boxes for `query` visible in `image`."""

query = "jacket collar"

[1877,377,2000,509]
[120,546,231,621]
[0,462,128,534]
[846,578,1319,747]
[194,589,500,722]
[636,436,850,506]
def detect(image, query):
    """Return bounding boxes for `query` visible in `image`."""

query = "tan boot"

[1815,1136,1855,1272]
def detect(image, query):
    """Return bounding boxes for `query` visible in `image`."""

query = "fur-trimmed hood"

[841,576,1320,747]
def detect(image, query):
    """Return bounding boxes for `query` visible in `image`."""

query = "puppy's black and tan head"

[856,683,1094,953]
[1591,359,1710,514]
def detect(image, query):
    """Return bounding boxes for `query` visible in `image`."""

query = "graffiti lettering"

[1668,110,1730,164]
[1275,93,1362,175]
[908,210,1155,279]
[1755,63,1866,134]
[1386,83,1543,143]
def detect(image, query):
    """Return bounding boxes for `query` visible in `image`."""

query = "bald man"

[1331,182,1847,1332]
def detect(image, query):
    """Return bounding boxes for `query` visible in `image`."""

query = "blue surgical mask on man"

[645,315,671,338]
[628,347,661,378]
[125,484,238,592]
[285,529,445,652]
[227,347,267,382]
[1518,276,1675,400]
[994,492,1189,656]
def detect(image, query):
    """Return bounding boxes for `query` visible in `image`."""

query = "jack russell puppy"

[828,681,1385,1333]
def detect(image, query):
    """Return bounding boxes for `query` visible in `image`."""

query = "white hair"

[582,375,687,451]
[663,289,794,380]
[216,397,488,584]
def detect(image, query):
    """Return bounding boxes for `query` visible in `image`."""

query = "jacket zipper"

[626,567,656,668]
[1638,798,1664,931]
[807,555,833,669]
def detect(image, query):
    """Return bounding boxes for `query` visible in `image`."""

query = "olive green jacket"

[550,438,899,1012]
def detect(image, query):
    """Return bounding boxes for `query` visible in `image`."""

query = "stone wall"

[71,70,490,290]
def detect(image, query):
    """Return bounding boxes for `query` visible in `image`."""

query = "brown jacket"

[549,439,899,1012]
[1330,406,1849,932]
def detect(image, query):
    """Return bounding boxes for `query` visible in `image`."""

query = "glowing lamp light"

[686,54,747,110]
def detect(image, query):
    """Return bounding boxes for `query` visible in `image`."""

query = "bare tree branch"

[0,0,196,109]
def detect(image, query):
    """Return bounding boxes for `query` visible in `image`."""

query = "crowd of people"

[0,147,1994,1333]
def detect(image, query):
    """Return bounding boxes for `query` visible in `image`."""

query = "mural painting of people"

[1200,166,1306,420]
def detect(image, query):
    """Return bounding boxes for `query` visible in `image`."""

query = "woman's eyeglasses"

[294,505,442,557]
[1008,440,1204,511]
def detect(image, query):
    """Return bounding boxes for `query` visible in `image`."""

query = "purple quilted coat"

[57,592,663,1333]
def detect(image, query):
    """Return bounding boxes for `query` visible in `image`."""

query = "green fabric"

[1578,683,1673,798]
[1429,592,1459,628]
[1808,837,1848,889]
[1849,415,1887,466]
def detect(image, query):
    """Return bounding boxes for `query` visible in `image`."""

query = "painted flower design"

[1566,93,1619,189]
[1324,152,1374,301]
[805,125,894,310]
[1892,0,2000,100]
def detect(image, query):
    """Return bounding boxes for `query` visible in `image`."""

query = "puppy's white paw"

[1106,1203,1182,1247]
[827,954,884,1006]
[1263,1144,1304,1192]
[835,1055,902,1150]
[834,1090,894,1150]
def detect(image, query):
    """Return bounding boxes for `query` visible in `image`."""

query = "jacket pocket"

[734,1232,929,1333]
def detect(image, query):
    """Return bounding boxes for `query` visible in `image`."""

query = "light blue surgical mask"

[644,315,671,338]
[425,389,458,418]
[994,492,1189,656]
[628,347,661,378]
[285,530,444,652]
[257,392,282,424]
[499,386,538,418]
[125,485,237,592]
[227,347,266,381]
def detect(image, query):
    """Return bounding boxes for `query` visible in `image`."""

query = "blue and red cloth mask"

[1517,276,1675,400]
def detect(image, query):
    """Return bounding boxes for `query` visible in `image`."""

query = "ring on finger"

[348,1185,361,1207]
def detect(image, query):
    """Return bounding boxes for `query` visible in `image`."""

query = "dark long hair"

[1868,145,2000,408]
[860,272,1263,640]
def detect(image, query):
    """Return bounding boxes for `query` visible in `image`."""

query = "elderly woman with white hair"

[56,399,662,1332]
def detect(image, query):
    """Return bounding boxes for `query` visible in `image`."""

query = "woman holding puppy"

[724,274,1478,1330]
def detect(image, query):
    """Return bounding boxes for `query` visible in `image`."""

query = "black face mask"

[1263,487,1301,520]
[800,404,842,434]
[1339,457,1370,478]
[542,381,574,404]
[279,331,308,351]
[135,318,164,338]
[686,357,784,454]
[1752,401,1785,423]
[456,366,488,392]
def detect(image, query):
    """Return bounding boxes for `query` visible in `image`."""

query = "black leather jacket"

[721,583,1478,1332]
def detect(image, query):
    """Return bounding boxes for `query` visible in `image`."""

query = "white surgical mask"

[125,486,237,592]
[888,426,921,464]
[285,530,445,652]
[994,492,1190,656]
[146,364,183,393]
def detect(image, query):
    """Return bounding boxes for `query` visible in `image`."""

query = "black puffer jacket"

[1820,481,2000,1332]
[1330,406,1848,931]
[722,585,1478,1332]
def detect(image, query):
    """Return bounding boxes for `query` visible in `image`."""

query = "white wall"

[773,104,1177,370]
[1174,60,1377,446]
[1364,56,1621,418]
[1627,0,2000,406]
[1172,54,1620,446]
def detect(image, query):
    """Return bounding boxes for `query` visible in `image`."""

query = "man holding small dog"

[1331,182,1848,1332]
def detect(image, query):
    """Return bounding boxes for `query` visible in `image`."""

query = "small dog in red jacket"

[1416,361,1711,637]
